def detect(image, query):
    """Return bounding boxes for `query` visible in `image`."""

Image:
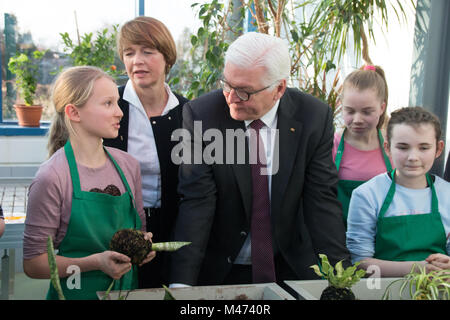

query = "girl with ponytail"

[24,66,155,300]
[332,65,393,227]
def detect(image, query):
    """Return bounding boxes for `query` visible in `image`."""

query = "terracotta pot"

[14,104,43,127]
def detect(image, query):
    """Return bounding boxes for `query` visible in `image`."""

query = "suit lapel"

[220,90,303,222]
[271,92,303,215]
[220,108,252,222]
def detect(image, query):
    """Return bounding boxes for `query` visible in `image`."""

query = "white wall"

[341,3,417,114]
[0,136,48,179]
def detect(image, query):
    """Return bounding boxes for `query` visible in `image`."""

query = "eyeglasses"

[220,79,279,102]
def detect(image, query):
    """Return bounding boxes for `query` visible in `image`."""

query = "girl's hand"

[139,232,156,266]
[96,251,132,280]
[426,253,450,270]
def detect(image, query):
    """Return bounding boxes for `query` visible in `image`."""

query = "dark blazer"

[170,88,351,286]
[104,85,188,238]
[103,85,188,287]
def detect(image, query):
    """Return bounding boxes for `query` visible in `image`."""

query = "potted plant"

[310,254,366,300]
[382,263,450,300]
[8,50,45,127]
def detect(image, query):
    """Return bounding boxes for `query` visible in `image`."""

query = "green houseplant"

[171,0,414,123]
[60,25,122,79]
[382,263,450,300]
[8,50,46,127]
[310,254,366,300]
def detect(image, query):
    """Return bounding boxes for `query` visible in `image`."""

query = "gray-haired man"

[170,32,350,286]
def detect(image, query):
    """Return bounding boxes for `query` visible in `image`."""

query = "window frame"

[0,0,144,136]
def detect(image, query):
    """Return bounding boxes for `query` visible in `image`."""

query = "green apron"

[335,129,392,226]
[374,169,447,261]
[47,141,142,300]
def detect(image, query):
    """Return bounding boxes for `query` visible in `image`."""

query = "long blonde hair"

[47,66,114,157]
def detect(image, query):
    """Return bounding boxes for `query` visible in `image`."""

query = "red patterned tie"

[249,119,276,283]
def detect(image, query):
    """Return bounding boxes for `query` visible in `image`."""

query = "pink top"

[23,146,146,260]
[332,132,392,181]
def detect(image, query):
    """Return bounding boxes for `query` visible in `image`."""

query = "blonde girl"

[23,66,155,300]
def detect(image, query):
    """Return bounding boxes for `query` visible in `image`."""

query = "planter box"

[97,283,295,300]
[284,278,412,300]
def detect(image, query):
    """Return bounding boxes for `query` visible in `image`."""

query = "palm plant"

[171,0,415,122]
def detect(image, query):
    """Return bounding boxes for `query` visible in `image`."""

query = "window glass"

[1,0,135,121]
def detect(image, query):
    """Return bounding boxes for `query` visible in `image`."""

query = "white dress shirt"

[234,100,280,265]
[123,80,179,208]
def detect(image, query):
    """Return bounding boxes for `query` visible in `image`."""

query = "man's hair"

[386,106,442,146]
[225,32,291,86]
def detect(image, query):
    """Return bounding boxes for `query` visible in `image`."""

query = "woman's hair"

[47,66,114,157]
[341,65,389,129]
[224,32,291,86]
[386,106,442,146]
[117,16,177,74]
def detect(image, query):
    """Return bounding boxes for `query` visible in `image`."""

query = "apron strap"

[426,173,439,214]
[378,130,392,172]
[103,147,136,208]
[64,141,83,198]
[378,169,397,219]
[379,169,439,219]
[335,129,391,172]
[64,141,137,209]
[334,131,345,171]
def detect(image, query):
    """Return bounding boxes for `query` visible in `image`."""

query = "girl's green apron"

[374,169,447,261]
[47,141,142,300]
[335,129,392,226]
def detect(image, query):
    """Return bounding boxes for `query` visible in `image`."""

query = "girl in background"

[347,106,450,276]
[23,66,155,299]
[333,65,393,226]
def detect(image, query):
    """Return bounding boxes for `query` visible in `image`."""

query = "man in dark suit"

[170,32,350,286]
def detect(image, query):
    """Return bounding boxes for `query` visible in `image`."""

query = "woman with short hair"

[103,16,189,288]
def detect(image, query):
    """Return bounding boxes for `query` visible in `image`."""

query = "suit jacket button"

[240,231,247,237]
[227,256,232,264]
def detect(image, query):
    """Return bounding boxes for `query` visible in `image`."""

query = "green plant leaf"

[310,264,323,278]
[335,260,344,278]
[47,236,66,300]
[163,285,176,300]
[318,254,332,276]
[102,279,115,300]
[191,35,198,46]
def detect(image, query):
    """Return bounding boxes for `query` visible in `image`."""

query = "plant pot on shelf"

[14,104,43,127]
